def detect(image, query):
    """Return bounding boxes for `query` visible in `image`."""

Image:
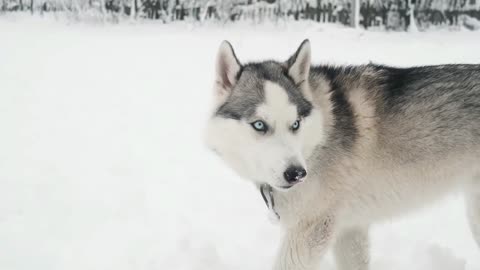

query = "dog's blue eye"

[251,120,267,132]
[291,120,301,131]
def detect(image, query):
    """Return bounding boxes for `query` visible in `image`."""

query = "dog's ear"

[286,39,311,85]
[215,41,242,101]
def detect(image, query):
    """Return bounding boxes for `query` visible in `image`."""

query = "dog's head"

[205,40,327,191]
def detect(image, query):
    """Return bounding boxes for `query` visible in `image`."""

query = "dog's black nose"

[283,166,307,184]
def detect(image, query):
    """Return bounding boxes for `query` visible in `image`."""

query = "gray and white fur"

[205,39,480,270]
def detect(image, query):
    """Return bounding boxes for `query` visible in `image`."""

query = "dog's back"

[308,64,480,224]
[376,65,480,162]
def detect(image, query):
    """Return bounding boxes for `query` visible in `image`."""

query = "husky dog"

[205,39,480,270]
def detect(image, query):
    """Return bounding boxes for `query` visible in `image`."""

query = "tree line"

[1,0,479,30]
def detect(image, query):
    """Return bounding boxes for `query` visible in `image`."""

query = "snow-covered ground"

[1,18,480,270]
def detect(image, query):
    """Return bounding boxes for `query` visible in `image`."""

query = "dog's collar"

[259,183,280,220]
[259,183,271,206]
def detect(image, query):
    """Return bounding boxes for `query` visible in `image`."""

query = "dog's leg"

[466,178,480,247]
[333,227,370,270]
[273,216,335,270]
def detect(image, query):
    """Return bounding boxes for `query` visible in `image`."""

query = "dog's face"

[205,40,326,191]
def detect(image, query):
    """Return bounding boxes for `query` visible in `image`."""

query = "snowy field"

[1,18,480,270]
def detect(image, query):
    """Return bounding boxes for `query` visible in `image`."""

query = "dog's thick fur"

[205,40,480,270]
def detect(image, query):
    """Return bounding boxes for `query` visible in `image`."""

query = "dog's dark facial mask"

[216,61,313,121]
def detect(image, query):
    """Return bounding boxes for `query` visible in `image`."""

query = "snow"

[1,18,480,270]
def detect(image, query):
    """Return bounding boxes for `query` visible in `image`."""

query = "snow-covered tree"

[351,0,360,27]
[408,0,418,31]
